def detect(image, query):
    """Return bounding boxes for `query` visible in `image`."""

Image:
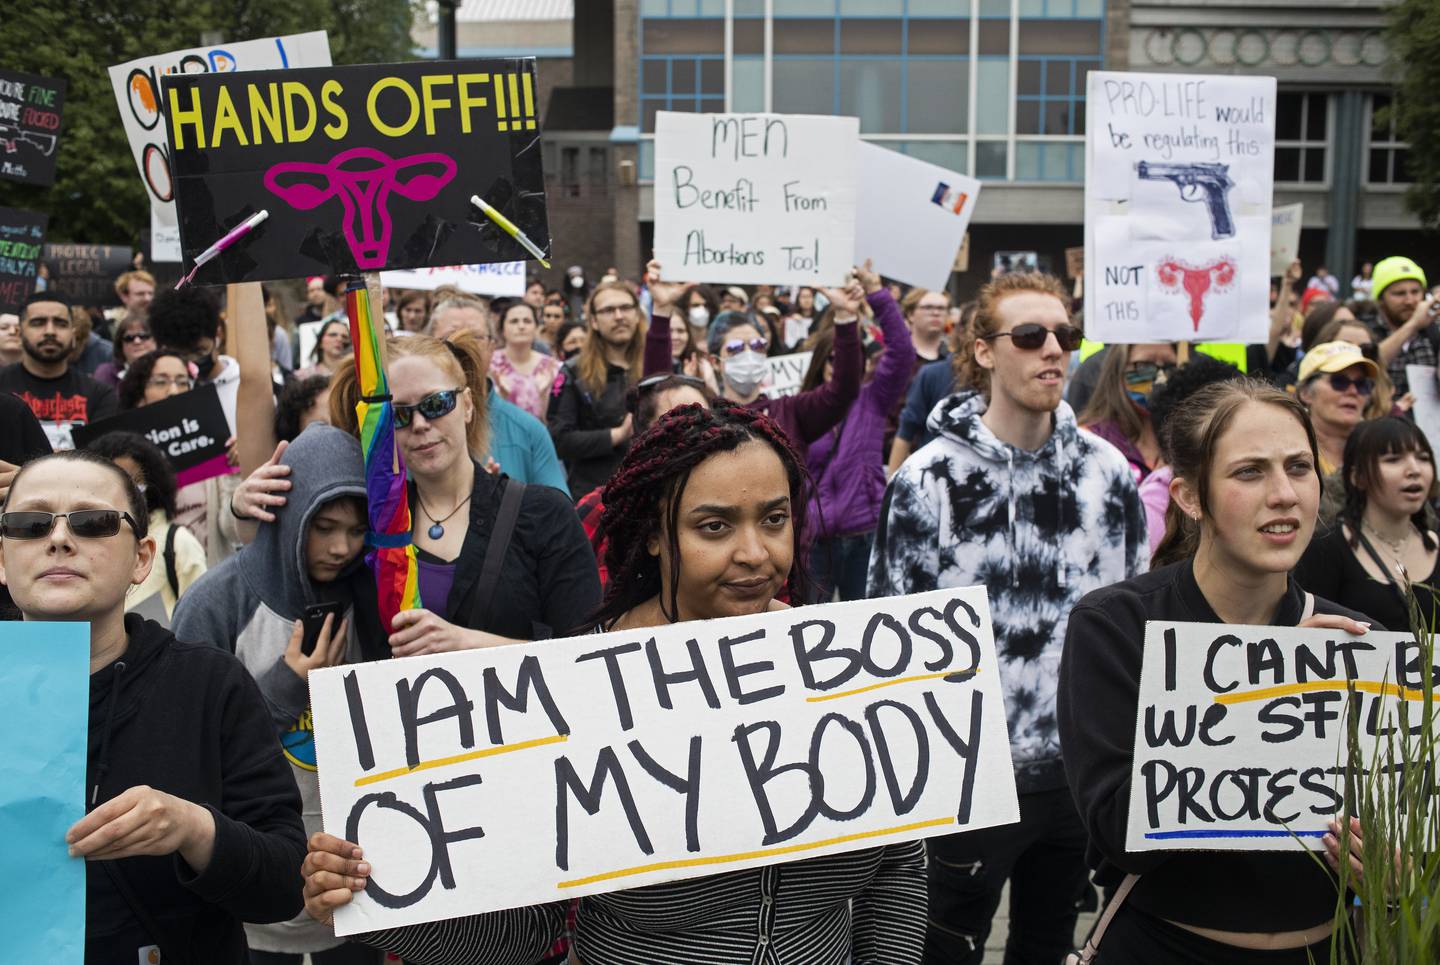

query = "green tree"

[0,0,418,246]
[1387,0,1440,229]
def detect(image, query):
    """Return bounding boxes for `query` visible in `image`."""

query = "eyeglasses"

[394,388,462,428]
[723,337,769,355]
[147,376,193,391]
[1324,373,1375,396]
[121,331,154,345]
[1123,362,1177,387]
[593,303,638,321]
[981,323,1084,352]
[637,373,707,393]
[1,509,139,540]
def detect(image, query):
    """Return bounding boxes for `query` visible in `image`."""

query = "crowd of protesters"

[3,243,1434,965]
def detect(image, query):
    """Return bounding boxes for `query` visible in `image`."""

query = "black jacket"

[547,358,631,497]
[85,615,307,964]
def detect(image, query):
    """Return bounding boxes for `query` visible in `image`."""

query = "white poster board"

[1085,72,1276,344]
[1127,620,1436,852]
[1406,365,1440,449]
[765,350,813,398]
[854,142,979,291]
[1270,203,1303,276]
[382,262,527,298]
[109,32,332,263]
[312,587,1019,934]
[653,112,859,287]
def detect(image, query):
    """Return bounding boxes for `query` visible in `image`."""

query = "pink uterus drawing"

[264,147,458,269]
[1156,257,1237,331]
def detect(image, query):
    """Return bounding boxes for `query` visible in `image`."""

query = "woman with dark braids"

[299,402,929,965]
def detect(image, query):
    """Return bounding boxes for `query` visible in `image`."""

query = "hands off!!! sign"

[164,59,550,284]
[312,587,1019,934]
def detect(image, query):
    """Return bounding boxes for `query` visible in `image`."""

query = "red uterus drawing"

[1156,257,1237,331]
[264,147,458,270]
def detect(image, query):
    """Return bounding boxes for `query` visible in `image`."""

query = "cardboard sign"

[71,382,232,486]
[312,587,1019,934]
[110,32,333,263]
[164,58,550,284]
[653,112,859,287]
[764,350,813,398]
[0,623,89,962]
[1065,246,1084,280]
[0,207,48,313]
[854,142,979,291]
[382,261,526,297]
[1270,202,1303,276]
[0,69,65,187]
[1085,72,1276,344]
[42,243,134,308]
[1406,365,1440,452]
[1127,620,1436,851]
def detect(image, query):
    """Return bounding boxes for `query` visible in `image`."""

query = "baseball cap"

[1298,340,1379,385]
[1371,257,1427,300]
[723,286,750,306]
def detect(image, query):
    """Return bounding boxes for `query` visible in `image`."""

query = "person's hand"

[483,456,501,475]
[0,459,19,505]
[66,785,215,871]
[390,608,478,657]
[232,440,292,522]
[1298,612,1371,636]
[302,832,369,926]
[853,259,882,296]
[225,435,240,469]
[1284,259,1302,287]
[610,413,634,448]
[1395,392,1415,414]
[645,259,686,314]
[282,612,350,681]
[820,281,865,319]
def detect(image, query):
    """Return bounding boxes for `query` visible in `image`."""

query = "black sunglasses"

[121,331,153,344]
[1325,373,1375,396]
[982,323,1084,352]
[393,389,462,429]
[1124,362,1177,386]
[1,510,140,540]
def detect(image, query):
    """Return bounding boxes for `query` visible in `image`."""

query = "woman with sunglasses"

[1294,340,1380,478]
[0,449,306,963]
[300,402,928,965]
[1078,343,1178,482]
[92,313,155,389]
[1292,304,1398,418]
[1297,416,1440,633]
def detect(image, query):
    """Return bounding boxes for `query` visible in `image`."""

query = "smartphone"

[300,601,344,657]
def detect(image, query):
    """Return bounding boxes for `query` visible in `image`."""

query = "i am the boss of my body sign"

[1129,621,1439,851]
[163,59,550,283]
[311,587,1019,934]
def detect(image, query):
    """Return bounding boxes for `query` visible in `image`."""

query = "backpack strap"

[163,522,179,599]
[477,480,525,619]
[1068,873,1140,964]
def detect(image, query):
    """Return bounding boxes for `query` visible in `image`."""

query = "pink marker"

[177,210,269,287]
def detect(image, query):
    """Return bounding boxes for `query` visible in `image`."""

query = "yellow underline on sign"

[354,734,569,787]
[556,815,956,889]
[806,669,978,702]
[1213,680,1425,706]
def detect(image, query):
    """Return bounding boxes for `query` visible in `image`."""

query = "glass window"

[899,140,969,173]
[1045,59,1072,96]
[1275,92,1327,185]
[673,59,698,95]
[1018,20,1103,56]
[700,58,724,94]
[1044,141,1075,180]
[979,0,1009,15]
[732,57,765,112]
[774,0,836,14]
[1020,0,1045,15]
[700,0,725,13]
[907,59,969,133]
[773,59,836,115]
[975,59,1009,134]
[639,139,655,181]
[642,100,662,132]
[1017,60,1042,96]
[774,19,836,54]
[976,141,1007,178]
[734,19,764,55]
[1075,0,1103,15]
[840,19,902,54]
[642,20,724,55]
[1016,141,1042,179]
[1368,93,1412,185]
[640,0,668,15]
[1276,93,1304,141]
[977,20,1009,55]
[642,60,668,96]
[908,19,971,55]
[734,0,765,14]
[1016,100,1041,134]
[840,0,900,12]
[840,59,902,133]
[909,0,970,12]
[1275,147,1301,183]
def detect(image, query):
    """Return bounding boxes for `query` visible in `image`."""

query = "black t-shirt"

[0,362,118,451]
[0,391,52,465]
[1296,522,1439,633]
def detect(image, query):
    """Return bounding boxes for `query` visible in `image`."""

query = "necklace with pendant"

[1363,519,1412,581]
[419,492,471,540]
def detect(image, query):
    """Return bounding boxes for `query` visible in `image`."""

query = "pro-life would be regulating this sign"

[0,69,65,187]
[1085,72,1276,344]
[312,587,1019,934]
[164,58,550,284]
[71,382,232,487]
[1127,621,1438,852]
[109,32,333,263]
[0,207,48,314]
[653,112,858,287]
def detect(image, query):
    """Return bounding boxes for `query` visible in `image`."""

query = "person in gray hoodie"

[172,423,386,965]
[869,272,1148,965]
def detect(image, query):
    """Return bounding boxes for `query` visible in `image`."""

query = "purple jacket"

[806,289,913,537]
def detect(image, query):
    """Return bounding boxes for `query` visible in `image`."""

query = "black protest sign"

[0,208,48,314]
[0,69,65,187]
[163,58,550,284]
[72,382,231,487]
[41,244,134,308]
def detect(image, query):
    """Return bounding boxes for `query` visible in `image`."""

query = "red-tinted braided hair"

[592,400,813,628]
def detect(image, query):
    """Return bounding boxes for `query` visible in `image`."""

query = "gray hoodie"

[172,423,383,953]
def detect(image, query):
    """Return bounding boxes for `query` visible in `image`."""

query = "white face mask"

[688,305,710,327]
[723,349,768,395]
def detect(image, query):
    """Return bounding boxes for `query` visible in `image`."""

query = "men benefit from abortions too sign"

[310,587,1018,934]
[653,112,859,287]
[1085,71,1276,344]
[1127,621,1438,852]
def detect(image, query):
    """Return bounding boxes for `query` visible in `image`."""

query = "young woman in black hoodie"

[0,449,306,964]
[1058,379,1380,963]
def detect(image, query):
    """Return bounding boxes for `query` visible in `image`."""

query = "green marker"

[471,194,551,269]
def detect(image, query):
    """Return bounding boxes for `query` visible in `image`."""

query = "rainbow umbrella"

[345,278,421,628]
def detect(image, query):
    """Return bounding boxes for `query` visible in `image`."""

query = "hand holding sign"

[302,832,371,927]
[645,259,686,314]
[66,784,216,871]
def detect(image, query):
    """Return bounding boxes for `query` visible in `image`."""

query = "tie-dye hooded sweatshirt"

[868,391,1148,792]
